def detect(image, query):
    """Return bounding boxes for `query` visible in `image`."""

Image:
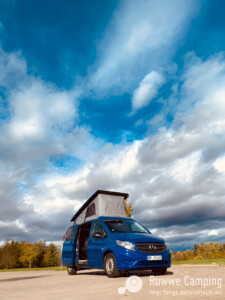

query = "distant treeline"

[171,242,225,261]
[0,240,61,269]
[1,240,225,269]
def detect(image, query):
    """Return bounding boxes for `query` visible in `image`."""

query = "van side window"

[65,226,77,241]
[92,222,107,238]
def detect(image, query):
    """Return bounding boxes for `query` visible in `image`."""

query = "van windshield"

[104,220,148,233]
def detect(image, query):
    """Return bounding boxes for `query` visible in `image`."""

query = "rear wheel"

[104,253,120,278]
[67,266,77,275]
[152,267,167,275]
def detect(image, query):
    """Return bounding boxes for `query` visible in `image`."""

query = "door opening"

[77,222,92,265]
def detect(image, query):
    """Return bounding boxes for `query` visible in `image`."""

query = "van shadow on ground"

[78,270,174,277]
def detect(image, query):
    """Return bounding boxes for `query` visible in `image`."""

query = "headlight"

[116,240,136,251]
[165,244,169,251]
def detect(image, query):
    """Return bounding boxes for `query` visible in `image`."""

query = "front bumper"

[115,247,171,270]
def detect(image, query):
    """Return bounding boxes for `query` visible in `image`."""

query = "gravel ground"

[0,265,224,300]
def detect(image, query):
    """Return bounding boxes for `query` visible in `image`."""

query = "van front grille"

[136,242,165,253]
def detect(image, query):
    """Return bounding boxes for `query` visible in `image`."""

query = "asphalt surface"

[0,265,224,299]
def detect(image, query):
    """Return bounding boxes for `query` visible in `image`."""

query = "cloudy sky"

[0,0,225,250]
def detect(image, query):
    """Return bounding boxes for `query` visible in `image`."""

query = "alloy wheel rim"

[106,258,114,274]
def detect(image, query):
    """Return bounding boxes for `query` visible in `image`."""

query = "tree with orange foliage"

[124,199,133,217]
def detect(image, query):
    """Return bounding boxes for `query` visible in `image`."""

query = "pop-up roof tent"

[71,190,129,224]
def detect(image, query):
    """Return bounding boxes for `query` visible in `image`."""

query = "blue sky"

[1,0,225,250]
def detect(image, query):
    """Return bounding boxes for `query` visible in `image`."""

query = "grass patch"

[172,259,225,265]
[0,266,67,272]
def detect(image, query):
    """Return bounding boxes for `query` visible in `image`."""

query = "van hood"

[111,232,165,243]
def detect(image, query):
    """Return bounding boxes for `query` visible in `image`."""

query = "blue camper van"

[62,190,171,278]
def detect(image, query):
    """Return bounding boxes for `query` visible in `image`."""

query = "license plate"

[147,255,162,261]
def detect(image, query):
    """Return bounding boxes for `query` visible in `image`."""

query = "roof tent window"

[85,202,96,218]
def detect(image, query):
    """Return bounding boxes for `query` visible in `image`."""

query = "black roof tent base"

[71,190,129,222]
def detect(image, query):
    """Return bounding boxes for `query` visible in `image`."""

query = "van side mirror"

[92,232,102,239]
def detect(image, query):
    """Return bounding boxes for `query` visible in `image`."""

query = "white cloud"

[0,47,27,88]
[175,53,225,134]
[8,80,77,140]
[169,151,200,183]
[208,230,218,236]
[132,71,164,111]
[89,0,198,95]
[213,155,225,174]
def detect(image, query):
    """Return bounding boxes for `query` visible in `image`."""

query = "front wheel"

[104,253,120,278]
[152,267,167,275]
[67,266,77,275]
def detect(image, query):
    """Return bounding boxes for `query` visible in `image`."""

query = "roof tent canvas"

[71,190,129,224]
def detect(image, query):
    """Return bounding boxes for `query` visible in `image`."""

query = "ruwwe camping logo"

[118,275,222,295]
[149,275,222,289]
[118,276,143,294]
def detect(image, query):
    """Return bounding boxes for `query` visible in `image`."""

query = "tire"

[152,267,167,275]
[67,266,77,275]
[104,253,120,278]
